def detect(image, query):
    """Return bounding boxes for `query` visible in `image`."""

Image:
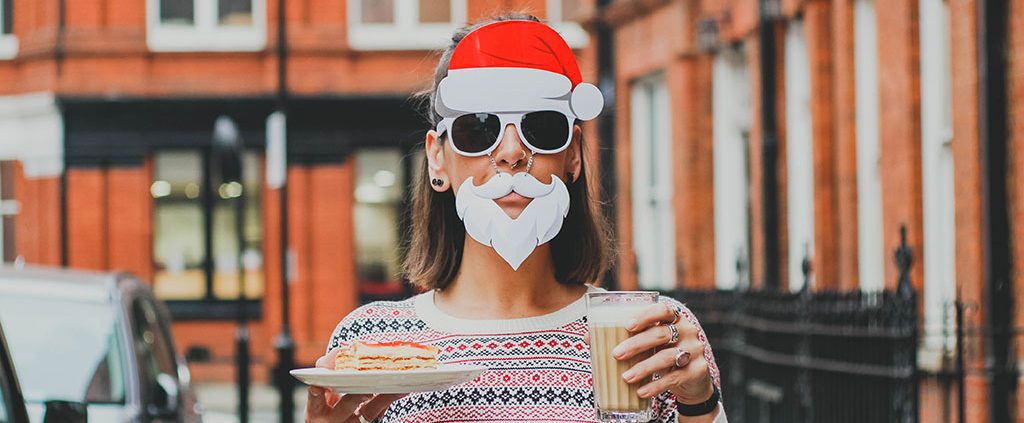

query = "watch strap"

[676,386,720,417]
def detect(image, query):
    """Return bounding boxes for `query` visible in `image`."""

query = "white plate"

[290,365,489,394]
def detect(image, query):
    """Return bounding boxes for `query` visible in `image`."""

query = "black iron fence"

[671,231,919,422]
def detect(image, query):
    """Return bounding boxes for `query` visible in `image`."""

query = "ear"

[425,130,451,191]
[565,124,583,183]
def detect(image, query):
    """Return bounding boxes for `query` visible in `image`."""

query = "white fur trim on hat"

[436,68,583,118]
[569,83,604,121]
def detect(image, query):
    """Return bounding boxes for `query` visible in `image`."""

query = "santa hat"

[435,20,604,121]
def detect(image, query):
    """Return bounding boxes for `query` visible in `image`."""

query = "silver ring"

[667,323,679,345]
[673,348,691,368]
[358,415,372,423]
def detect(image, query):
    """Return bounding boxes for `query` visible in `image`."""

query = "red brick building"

[0,0,595,382]
[604,0,1022,421]
[2,0,1022,421]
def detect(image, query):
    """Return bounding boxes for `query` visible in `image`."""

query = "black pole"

[977,0,1015,420]
[273,0,296,421]
[214,115,250,422]
[202,153,215,301]
[236,160,250,423]
[757,0,781,290]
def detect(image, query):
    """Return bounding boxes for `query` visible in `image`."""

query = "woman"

[306,14,725,423]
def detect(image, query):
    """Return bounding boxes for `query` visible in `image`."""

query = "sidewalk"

[195,382,307,423]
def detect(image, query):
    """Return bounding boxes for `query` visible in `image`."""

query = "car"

[0,319,31,423]
[0,265,202,423]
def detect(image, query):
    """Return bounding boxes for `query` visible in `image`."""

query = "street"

[196,383,307,423]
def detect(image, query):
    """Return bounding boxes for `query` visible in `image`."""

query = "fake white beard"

[454,172,571,270]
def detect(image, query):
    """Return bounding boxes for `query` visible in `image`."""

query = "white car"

[0,266,202,423]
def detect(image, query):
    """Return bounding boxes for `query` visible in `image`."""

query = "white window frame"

[146,0,267,52]
[0,164,20,263]
[630,75,675,291]
[347,0,467,51]
[920,0,957,361]
[545,0,589,49]
[785,19,815,292]
[0,0,18,60]
[854,0,885,292]
[712,45,752,290]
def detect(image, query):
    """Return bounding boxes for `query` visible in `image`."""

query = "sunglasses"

[436,111,575,157]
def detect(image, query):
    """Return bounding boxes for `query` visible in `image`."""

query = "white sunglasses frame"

[435,111,576,157]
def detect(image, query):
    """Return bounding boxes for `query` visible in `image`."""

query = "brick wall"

[11,162,61,266]
[611,0,1018,420]
[948,0,990,420]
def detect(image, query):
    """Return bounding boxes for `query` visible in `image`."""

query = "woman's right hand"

[305,347,407,423]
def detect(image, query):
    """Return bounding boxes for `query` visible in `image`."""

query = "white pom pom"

[569,83,604,121]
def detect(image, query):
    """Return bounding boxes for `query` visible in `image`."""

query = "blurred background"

[0,0,1021,422]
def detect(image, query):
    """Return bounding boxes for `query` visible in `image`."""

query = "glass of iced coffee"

[586,291,659,422]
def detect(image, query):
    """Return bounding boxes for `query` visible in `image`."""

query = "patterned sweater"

[326,286,725,422]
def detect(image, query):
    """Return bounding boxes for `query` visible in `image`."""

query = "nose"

[491,123,529,171]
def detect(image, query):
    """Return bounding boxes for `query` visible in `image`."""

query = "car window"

[0,370,8,422]
[131,299,178,392]
[0,296,126,404]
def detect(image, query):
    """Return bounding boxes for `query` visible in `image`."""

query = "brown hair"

[402,13,612,291]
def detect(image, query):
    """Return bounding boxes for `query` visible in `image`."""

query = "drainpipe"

[56,0,65,76]
[595,0,618,290]
[272,0,297,422]
[977,0,1015,420]
[57,0,67,267]
[758,0,781,290]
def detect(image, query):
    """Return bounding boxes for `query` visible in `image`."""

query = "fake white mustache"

[468,172,556,200]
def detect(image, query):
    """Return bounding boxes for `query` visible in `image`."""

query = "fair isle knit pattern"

[326,288,721,423]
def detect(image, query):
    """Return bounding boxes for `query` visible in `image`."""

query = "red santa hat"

[435,20,604,121]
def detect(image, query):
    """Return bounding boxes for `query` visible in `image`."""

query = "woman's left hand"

[612,303,715,405]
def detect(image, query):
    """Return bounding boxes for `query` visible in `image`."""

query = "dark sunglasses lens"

[521,111,570,151]
[451,113,500,154]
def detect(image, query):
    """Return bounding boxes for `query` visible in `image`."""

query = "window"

[546,0,590,48]
[347,0,467,50]
[630,75,675,291]
[132,299,177,379]
[147,0,266,52]
[152,150,264,307]
[920,0,956,355]
[0,373,7,422]
[785,19,815,292]
[712,46,752,290]
[0,295,127,404]
[0,0,17,60]
[0,162,17,263]
[131,298,178,411]
[354,148,409,303]
[854,0,885,292]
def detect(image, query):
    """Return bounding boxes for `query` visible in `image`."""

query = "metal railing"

[671,229,918,422]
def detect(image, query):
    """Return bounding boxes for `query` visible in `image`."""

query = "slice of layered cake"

[335,341,440,371]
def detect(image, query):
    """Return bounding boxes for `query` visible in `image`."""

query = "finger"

[357,394,408,420]
[636,356,711,400]
[325,389,343,408]
[329,394,373,418]
[627,303,678,333]
[612,324,676,360]
[316,347,345,370]
[306,386,329,417]
[621,345,680,384]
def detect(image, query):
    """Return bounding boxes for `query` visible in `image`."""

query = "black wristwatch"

[676,386,720,417]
